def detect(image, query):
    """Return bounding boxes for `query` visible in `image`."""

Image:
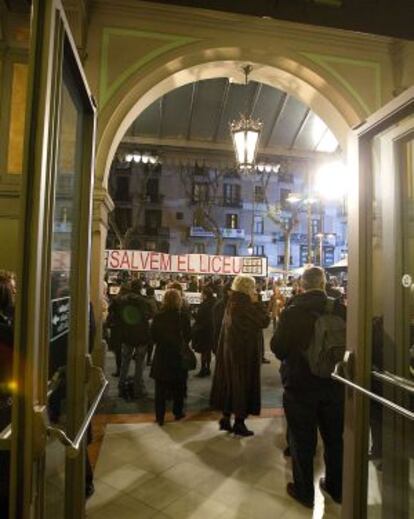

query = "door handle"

[47,363,108,458]
[0,423,11,450]
[332,363,414,421]
[371,369,414,394]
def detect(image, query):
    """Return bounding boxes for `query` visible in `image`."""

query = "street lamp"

[314,161,348,200]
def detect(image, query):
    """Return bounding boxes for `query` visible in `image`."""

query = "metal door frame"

[342,86,414,519]
[8,1,96,517]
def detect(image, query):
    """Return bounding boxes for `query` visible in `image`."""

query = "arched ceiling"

[122,78,339,159]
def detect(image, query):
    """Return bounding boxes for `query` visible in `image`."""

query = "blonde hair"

[162,288,182,310]
[231,275,256,296]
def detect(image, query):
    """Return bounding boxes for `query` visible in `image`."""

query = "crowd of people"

[105,267,348,509]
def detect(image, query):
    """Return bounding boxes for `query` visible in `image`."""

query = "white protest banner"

[105,250,267,277]
[155,290,202,305]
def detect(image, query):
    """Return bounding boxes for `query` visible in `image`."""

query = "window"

[254,185,265,203]
[224,244,237,256]
[193,182,209,202]
[115,176,130,201]
[193,162,207,176]
[145,210,162,232]
[146,178,159,201]
[300,245,309,266]
[280,188,291,209]
[278,255,293,265]
[225,213,238,229]
[193,243,205,253]
[323,246,335,266]
[176,212,184,220]
[115,207,132,234]
[223,183,241,205]
[280,216,292,230]
[253,245,265,256]
[254,215,264,234]
[278,171,293,184]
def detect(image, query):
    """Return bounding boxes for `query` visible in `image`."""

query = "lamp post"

[287,193,318,266]
[315,233,324,266]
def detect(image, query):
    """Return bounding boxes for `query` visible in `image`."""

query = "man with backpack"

[271,266,346,509]
[117,279,153,398]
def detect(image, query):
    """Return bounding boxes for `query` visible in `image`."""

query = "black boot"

[233,420,254,437]
[219,416,232,432]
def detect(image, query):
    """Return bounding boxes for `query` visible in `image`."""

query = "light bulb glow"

[315,161,349,200]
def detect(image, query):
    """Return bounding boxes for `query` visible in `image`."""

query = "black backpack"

[118,295,150,346]
[304,297,346,378]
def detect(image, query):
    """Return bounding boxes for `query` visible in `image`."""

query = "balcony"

[189,226,214,238]
[222,197,243,208]
[189,226,245,239]
[221,228,245,239]
[144,193,165,204]
[138,226,170,238]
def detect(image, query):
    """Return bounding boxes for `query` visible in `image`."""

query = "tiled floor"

[86,417,342,519]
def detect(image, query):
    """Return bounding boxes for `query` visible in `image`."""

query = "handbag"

[179,312,197,371]
[181,343,197,371]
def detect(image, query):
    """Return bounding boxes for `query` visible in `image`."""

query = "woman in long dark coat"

[210,275,270,436]
[192,287,215,377]
[150,289,192,426]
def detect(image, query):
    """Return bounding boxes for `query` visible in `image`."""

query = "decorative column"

[90,185,114,371]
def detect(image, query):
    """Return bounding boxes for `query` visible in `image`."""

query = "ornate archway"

[95,46,365,187]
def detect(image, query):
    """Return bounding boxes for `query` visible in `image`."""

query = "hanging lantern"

[230,115,263,172]
[229,65,263,173]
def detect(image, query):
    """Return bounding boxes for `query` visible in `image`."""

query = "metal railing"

[332,363,414,421]
[371,369,414,395]
[47,367,108,458]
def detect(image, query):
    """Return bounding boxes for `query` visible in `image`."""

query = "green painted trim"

[301,52,382,116]
[100,27,198,107]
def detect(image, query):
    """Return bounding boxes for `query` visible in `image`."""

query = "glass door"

[5,2,106,519]
[335,88,414,519]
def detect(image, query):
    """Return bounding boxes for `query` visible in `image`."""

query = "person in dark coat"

[117,279,153,398]
[192,287,216,377]
[212,280,232,354]
[150,289,192,426]
[106,284,129,377]
[168,281,192,319]
[145,286,160,366]
[271,266,346,509]
[0,272,15,519]
[210,275,270,437]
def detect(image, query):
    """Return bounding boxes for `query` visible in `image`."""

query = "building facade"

[107,145,347,270]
